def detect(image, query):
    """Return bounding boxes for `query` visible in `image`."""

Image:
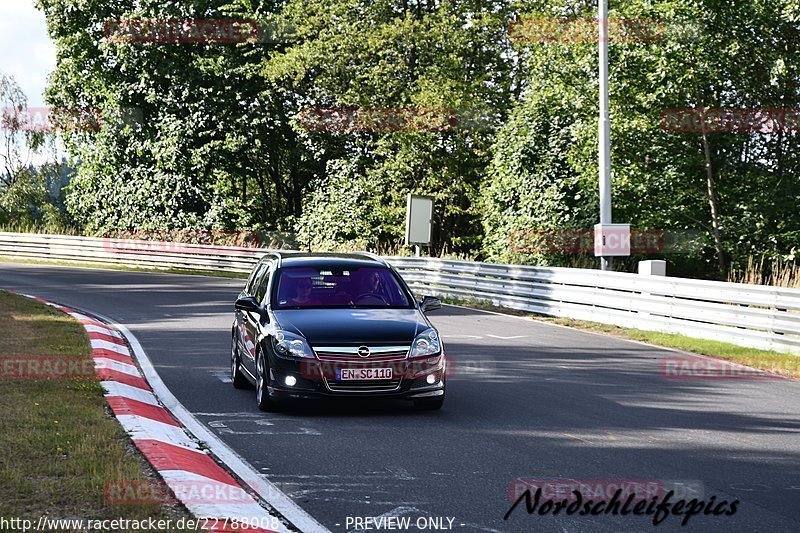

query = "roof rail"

[356,252,388,266]
[260,250,283,267]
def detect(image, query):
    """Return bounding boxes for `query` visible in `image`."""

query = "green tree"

[37,0,317,234]
[273,0,515,254]
[483,0,800,276]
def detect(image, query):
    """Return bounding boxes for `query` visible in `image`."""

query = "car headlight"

[410,328,441,357]
[272,330,314,358]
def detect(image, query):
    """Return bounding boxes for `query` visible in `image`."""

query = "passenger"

[288,278,321,306]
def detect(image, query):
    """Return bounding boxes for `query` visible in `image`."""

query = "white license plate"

[337,367,393,380]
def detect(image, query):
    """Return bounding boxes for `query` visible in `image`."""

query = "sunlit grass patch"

[0,291,193,526]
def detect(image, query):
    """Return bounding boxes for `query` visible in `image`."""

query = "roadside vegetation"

[0,290,194,527]
[0,1,796,284]
[727,256,800,289]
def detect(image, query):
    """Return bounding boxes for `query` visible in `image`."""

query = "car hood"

[272,308,427,345]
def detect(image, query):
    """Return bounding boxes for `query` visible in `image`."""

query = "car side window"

[254,263,272,303]
[245,261,265,295]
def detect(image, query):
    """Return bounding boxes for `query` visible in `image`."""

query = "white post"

[598,0,612,271]
[638,260,667,276]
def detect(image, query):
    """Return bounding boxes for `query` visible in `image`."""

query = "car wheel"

[255,352,277,412]
[413,396,444,411]
[230,335,249,390]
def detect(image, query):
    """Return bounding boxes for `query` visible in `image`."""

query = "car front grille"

[314,345,409,362]
[312,344,409,393]
[323,377,402,393]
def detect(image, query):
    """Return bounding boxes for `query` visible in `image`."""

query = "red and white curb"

[21,294,329,533]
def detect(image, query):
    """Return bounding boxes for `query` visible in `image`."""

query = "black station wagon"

[230,252,445,410]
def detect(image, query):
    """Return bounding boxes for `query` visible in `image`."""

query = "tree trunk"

[700,120,726,274]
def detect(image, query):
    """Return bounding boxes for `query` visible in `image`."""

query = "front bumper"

[266,351,446,401]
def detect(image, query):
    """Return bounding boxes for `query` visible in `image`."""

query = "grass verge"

[0,290,194,527]
[441,296,800,379]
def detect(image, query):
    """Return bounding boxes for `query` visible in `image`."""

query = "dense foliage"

[484,0,800,276]
[29,0,800,277]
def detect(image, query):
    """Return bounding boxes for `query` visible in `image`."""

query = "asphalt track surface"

[2,262,800,533]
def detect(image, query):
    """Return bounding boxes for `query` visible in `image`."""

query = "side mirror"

[235,296,262,313]
[420,296,442,313]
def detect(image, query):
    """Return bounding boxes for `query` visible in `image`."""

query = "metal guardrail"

[0,232,263,273]
[2,232,799,354]
[387,256,800,355]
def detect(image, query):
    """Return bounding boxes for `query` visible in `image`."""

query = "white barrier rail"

[0,232,263,273]
[1,232,799,355]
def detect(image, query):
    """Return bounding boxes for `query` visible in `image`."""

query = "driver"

[350,270,387,305]
[364,271,382,294]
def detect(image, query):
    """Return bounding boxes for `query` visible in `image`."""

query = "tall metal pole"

[598,0,612,271]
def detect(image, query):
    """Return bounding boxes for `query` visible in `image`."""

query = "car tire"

[231,336,250,390]
[255,351,278,412]
[413,396,444,411]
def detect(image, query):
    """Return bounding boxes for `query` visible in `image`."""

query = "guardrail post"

[638,260,666,276]
[771,287,783,352]
[637,260,666,324]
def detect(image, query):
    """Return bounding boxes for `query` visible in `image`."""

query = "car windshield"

[273,266,413,309]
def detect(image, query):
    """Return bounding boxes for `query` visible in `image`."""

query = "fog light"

[426,374,437,385]
[285,375,297,387]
